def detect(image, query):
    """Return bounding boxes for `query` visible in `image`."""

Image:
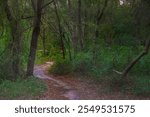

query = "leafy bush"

[49,59,73,75]
[0,77,47,99]
[35,50,51,65]
[72,52,92,74]
[49,52,93,76]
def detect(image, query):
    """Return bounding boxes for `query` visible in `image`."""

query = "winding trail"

[33,62,149,100]
[34,62,80,100]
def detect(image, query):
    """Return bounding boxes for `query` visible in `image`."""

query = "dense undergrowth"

[49,46,150,96]
[0,0,149,99]
[0,77,47,99]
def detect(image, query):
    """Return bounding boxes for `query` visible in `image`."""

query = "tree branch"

[41,0,54,10]
[21,15,35,20]
[97,0,109,24]
[3,0,14,22]
[114,39,150,77]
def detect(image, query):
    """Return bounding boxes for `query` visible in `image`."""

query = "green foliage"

[49,59,73,75]
[109,75,150,97]
[35,50,50,65]
[112,46,135,69]
[132,54,150,75]
[72,52,93,74]
[0,77,47,99]
[49,45,150,78]
[0,54,15,80]
[0,0,149,99]
[133,76,150,96]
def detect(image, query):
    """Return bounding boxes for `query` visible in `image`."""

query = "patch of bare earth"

[50,75,136,100]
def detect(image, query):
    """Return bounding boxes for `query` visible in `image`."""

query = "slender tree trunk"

[42,28,46,55]
[93,0,109,60]
[78,0,84,50]
[67,0,77,58]
[64,33,72,61]
[68,0,71,10]
[72,25,78,58]
[53,0,65,59]
[26,0,43,76]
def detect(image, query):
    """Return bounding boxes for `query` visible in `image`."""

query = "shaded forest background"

[0,0,150,99]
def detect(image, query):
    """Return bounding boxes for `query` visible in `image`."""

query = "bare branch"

[21,15,35,20]
[113,39,150,77]
[97,0,109,24]
[41,0,54,10]
[113,70,123,75]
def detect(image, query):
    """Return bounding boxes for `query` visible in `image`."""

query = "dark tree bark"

[95,0,109,40]
[67,0,78,58]
[53,0,65,59]
[78,0,84,50]
[93,0,109,60]
[26,0,44,76]
[68,0,71,10]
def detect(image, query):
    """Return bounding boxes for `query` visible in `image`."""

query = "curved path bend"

[34,62,80,100]
[33,62,147,100]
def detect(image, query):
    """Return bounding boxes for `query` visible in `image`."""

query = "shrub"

[49,59,73,75]
[35,50,50,65]
[72,52,92,74]
[49,52,93,76]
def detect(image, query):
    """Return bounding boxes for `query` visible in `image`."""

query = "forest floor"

[34,62,149,100]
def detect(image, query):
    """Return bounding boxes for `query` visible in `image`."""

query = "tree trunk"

[53,0,65,59]
[78,0,84,50]
[93,0,109,60]
[68,0,71,11]
[42,28,46,55]
[26,0,43,76]
[3,0,22,79]
[67,0,77,58]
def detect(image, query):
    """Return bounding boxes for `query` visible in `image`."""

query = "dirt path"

[34,62,80,100]
[34,62,148,100]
